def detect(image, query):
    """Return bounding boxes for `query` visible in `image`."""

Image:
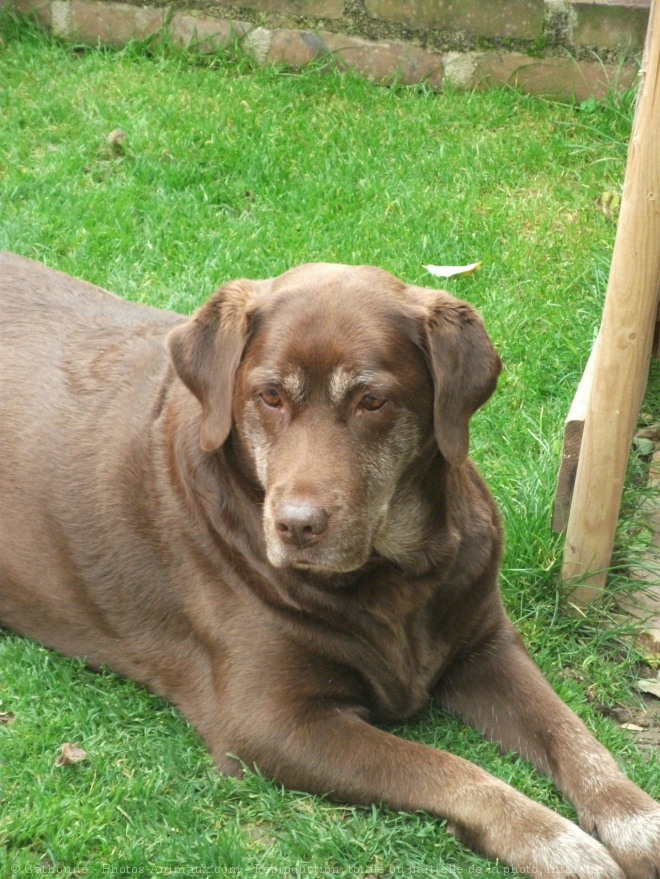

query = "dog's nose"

[275,501,329,548]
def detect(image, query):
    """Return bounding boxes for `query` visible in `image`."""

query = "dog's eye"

[260,388,283,409]
[359,393,386,412]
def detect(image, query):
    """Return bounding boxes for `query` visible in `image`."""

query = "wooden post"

[562,0,660,606]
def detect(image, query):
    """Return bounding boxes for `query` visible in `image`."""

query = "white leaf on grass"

[424,262,481,279]
[636,679,660,699]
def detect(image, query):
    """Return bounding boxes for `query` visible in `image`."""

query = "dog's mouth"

[264,532,372,576]
[288,558,364,574]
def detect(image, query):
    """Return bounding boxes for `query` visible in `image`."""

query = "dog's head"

[168,264,501,574]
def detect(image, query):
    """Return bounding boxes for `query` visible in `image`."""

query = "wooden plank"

[552,333,600,533]
[562,0,660,606]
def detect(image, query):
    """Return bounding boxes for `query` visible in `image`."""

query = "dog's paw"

[450,811,624,879]
[594,805,660,879]
[528,823,625,879]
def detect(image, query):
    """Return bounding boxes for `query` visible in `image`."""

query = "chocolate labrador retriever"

[0,252,658,878]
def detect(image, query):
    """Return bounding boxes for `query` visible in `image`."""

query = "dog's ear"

[167,279,268,452]
[406,286,502,466]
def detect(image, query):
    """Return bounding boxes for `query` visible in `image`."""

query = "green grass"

[0,13,656,879]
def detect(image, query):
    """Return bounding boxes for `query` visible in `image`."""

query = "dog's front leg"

[230,699,623,878]
[436,620,660,878]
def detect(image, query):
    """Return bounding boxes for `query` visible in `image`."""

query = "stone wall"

[4,0,650,100]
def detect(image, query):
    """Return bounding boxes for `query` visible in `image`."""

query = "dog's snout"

[275,501,329,548]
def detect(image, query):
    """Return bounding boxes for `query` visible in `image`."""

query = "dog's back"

[0,253,184,662]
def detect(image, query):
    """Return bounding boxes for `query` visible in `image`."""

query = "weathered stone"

[69,0,164,47]
[365,0,545,40]
[244,26,272,64]
[267,29,330,68]
[222,0,343,18]
[169,12,250,52]
[51,0,70,34]
[322,31,443,89]
[442,51,479,89]
[572,0,650,51]
[475,51,638,101]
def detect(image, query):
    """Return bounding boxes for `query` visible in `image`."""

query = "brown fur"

[1,253,659,879]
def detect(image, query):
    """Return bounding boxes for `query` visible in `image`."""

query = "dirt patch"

[596,692,660,751]
[560,663,660,751]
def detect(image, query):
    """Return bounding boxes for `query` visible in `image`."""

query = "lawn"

[1,13,657,879]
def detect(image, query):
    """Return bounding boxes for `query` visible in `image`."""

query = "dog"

[1,252,658,879]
